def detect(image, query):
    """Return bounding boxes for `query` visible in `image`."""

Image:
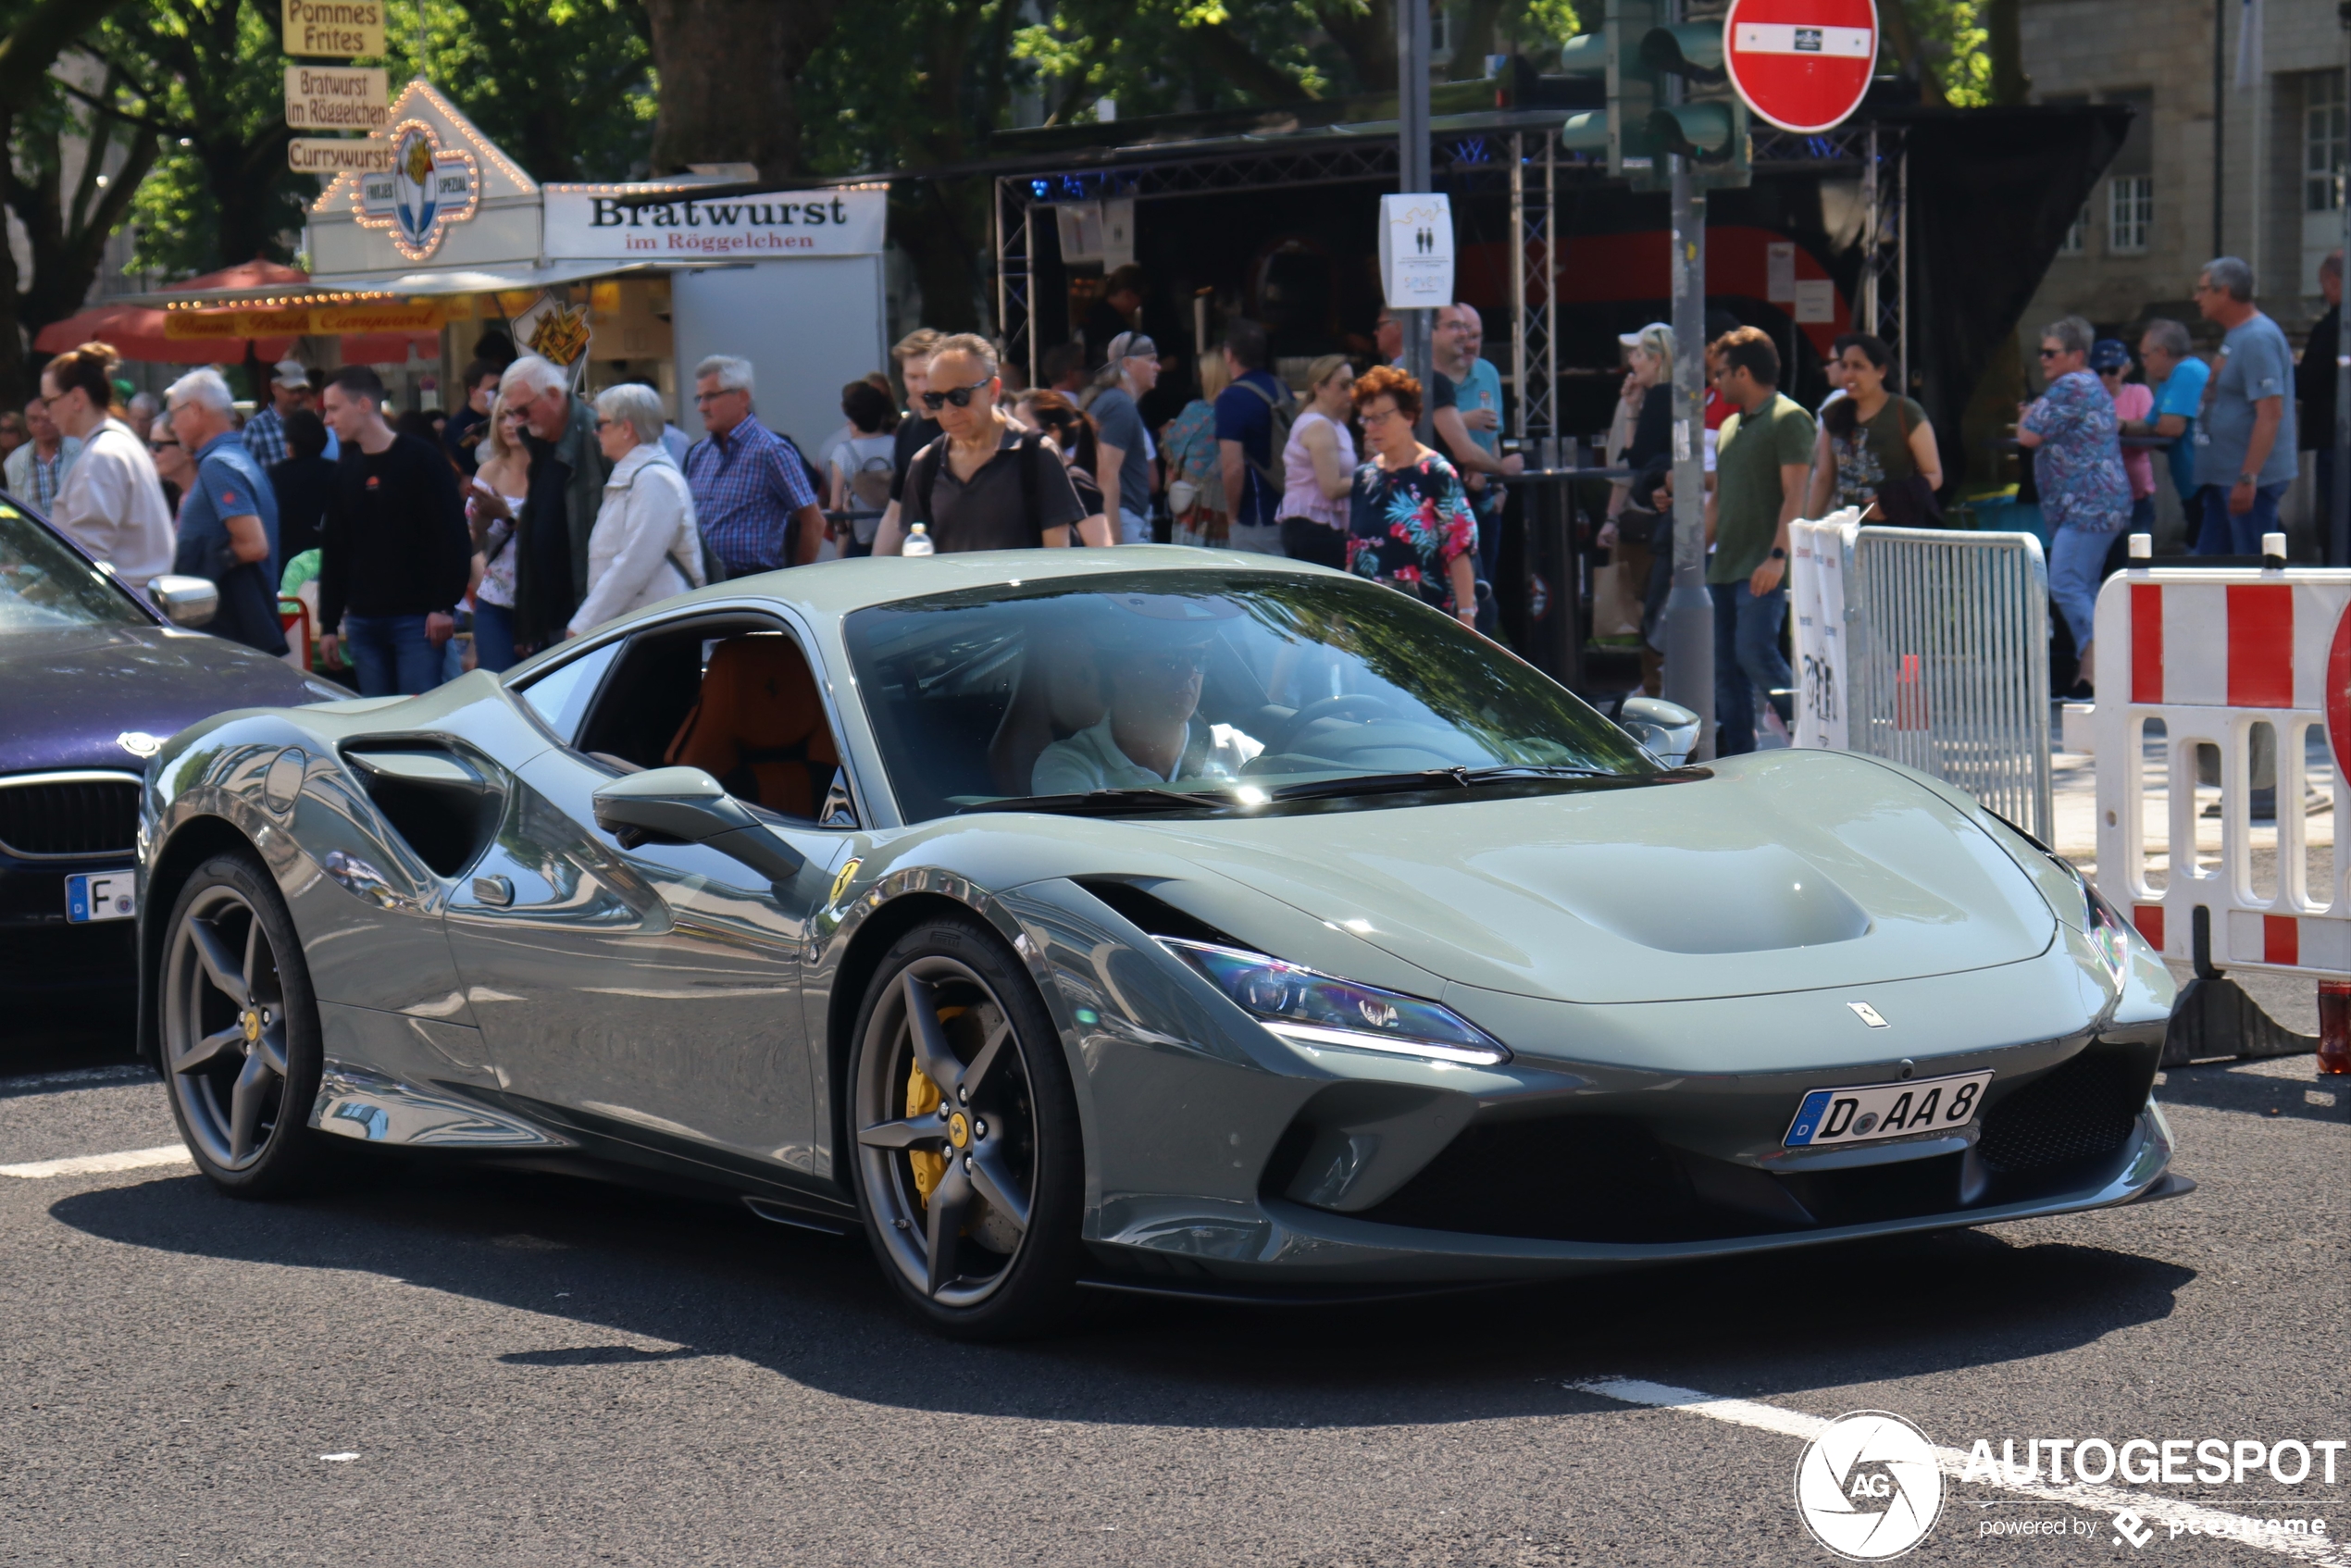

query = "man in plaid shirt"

[682,355,823,578]
[240,359,313,468]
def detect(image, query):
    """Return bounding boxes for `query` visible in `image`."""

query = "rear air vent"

[342,746,502,879]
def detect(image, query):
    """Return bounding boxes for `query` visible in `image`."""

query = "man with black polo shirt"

[875,335,1085,554]
[316,366,471,696]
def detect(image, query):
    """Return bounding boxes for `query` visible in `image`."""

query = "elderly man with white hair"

[680,353,823,577]
[494,352,608,648]
[567,382,707,636]
[165,366,286,654]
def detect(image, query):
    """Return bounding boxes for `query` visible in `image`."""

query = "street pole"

[1661,12,1714,755]
[1398,0,1435,436]
[2335,1,2350,567]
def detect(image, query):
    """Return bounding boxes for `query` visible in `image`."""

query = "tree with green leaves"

[0,0,144,405]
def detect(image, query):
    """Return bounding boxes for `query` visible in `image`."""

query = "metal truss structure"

[989,115,1902,443]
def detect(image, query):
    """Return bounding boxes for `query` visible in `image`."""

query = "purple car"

[0,492,340,991]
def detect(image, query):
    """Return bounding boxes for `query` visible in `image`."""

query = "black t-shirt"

[1067,464,1105,523]
[888,413,944,502]
[904,426,1087,552]
[317,433,471,630]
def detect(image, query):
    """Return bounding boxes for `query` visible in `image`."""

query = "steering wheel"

[1268,693,1399,756]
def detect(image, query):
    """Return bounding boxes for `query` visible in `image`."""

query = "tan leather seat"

[664,636,838,819]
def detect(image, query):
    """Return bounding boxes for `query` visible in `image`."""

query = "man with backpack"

[875,335,1087,554]
[1215,318,1291,555]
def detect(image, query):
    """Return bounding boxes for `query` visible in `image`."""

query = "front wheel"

[846,914,1085,1339]
[157,852,333,1198]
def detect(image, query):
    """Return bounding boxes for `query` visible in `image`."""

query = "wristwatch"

[1769,546,1786,559]
[2235,472,2258,487]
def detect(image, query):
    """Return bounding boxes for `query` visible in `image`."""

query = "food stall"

[119,80,889,461]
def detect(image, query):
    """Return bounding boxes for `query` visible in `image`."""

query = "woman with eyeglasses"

[2017,314,2129,697]
[1344,365,1480,629]
[465,394,534,670]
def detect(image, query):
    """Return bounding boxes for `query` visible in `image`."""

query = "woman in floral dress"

[1344,365,1480,628]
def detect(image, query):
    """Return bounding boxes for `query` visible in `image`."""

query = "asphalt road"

[1,1007,2344,1566]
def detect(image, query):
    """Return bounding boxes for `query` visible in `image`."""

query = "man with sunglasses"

[876,335,1085,555]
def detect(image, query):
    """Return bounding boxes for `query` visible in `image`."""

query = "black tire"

[845,912,1085,1339]
[156,851,334,1199]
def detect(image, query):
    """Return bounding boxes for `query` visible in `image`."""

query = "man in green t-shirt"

[1705,327,1816,754]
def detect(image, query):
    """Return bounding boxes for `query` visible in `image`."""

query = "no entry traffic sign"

[1723,0,1876,135]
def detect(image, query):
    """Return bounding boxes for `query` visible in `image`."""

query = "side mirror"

[149,574,218,628]
[591,765,804,887]
[1619,695,1701,766]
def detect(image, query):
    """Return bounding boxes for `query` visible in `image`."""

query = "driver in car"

[1030,601,1263,794]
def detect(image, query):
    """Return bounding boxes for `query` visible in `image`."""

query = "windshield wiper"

[1263,764,1621,803]
[955,786,1237,817]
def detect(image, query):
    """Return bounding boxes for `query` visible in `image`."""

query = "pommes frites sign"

[281,0,384,58]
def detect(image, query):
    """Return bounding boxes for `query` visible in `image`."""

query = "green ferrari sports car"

[133,549,2183,1338]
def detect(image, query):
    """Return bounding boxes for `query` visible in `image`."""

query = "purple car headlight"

[1156,938,1510,1065]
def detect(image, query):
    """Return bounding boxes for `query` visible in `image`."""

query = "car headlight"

[2059,861,2132,982]
[1156,937,1511,1065]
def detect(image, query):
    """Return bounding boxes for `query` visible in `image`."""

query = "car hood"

[0,627,331,776]
[1128,751,2059,1004]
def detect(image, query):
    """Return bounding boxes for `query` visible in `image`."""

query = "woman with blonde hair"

[464,389,533,670]
[1275,354,1357,566]
[1159,350,1231,546]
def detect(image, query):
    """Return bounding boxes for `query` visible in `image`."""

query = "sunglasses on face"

[1126,649,1211,677]
[150,439,178,451]
[2038,347,2064,359]
[919,377,992,412]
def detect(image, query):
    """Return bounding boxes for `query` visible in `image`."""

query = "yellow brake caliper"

[904,1004,962,1205]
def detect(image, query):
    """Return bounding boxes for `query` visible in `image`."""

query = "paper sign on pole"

[1765,242,1797,304]
[289,138,394,176]
[284,66,387,131]
[1379,193,1454,310]
[281,0,386,58]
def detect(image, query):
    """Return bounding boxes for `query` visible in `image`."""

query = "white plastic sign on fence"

[1788,509,1861,750]
[2092,564,2351,977]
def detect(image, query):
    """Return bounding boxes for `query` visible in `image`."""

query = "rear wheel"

[846,914,1084,1339]
[158,852,332,1198]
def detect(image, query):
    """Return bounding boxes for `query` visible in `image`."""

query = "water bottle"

[902,523,935,557]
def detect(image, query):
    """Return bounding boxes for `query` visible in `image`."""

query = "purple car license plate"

[1783,1069,1992,1148]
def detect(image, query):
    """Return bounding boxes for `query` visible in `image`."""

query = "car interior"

[571,619,852,826]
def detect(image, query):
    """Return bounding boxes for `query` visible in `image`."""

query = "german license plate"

[65,870,136,924]
[1783,1070,1992,1148]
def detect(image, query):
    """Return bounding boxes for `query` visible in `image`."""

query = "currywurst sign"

[541,186,886,260]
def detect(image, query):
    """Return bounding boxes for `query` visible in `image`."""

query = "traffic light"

[1556,4,1750,191]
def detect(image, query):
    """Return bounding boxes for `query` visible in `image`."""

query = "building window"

[2109,175,2152,254]
[2310,69,2346,212]
[2060,205,2088,255]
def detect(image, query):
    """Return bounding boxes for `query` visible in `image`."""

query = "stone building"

[2013,0,2347,539]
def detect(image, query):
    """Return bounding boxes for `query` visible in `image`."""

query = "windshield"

[0,502,149,632]
[842,569,1660,822]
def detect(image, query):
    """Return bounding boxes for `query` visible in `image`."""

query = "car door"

[446,611,859,1185]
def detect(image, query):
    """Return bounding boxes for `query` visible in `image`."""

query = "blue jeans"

[2193,481,2288,555]
[343,613,443,697]
[1118,506,1151,545]
[1710,580,1792,756]
[471,601,519,674]
[2046,524,2117,659]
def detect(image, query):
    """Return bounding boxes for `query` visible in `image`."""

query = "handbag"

[1873,401,1943,527]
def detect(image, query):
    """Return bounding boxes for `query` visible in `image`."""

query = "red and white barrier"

[2092,555,2351,984]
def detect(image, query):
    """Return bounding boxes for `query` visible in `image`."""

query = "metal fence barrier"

[1793,520,2052,842]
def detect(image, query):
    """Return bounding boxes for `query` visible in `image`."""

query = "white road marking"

[319,1452,358,1462]
[0,1065,150,1094]
[0,1144,193,1179]
[1574,1378,2348,1566]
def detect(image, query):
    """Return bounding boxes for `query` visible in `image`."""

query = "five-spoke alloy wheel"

[849,915,1083,1338]
[160,853,329,1196]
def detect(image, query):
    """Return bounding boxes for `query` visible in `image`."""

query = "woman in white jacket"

[567,382,707,638]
